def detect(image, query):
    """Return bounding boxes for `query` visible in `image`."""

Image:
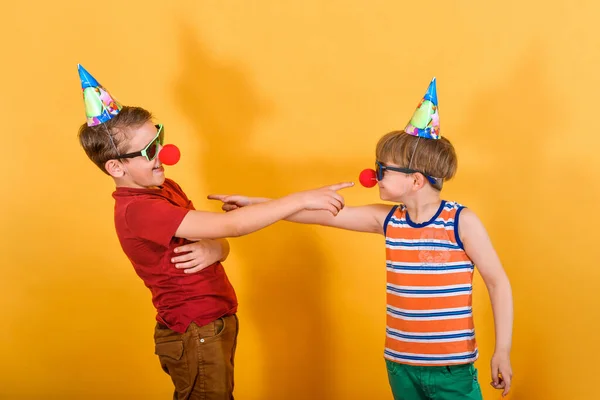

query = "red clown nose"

[159,144,181,166]
[359,168,377,188]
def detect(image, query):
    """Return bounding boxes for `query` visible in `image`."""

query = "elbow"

[220,239,231,261]
[486,273,512,294]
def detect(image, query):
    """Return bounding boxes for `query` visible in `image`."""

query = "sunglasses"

[116,124,165,162]
[375,161,437,186]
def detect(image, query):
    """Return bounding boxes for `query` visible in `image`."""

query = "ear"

[411,173,427,190]
[105,159,126,178]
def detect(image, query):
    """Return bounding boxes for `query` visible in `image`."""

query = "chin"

[152,167,166,182]
[154,175,166,186]
[379,190,402,203]
[378,189,389,201]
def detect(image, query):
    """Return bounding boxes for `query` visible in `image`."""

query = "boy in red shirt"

[76,65,352,399]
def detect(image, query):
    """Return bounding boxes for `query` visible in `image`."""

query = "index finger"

[173,244,194,254]
[502,373,511,396]
[207,194,229,201]
[491,365,499,386]
[328,182,355,191]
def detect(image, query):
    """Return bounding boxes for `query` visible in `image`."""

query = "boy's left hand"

[490,351,513,396]
[171,240,224,274]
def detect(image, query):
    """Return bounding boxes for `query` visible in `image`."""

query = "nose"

[359,168,377,188]
[159,144,181,166]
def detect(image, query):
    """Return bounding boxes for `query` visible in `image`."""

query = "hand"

[296,182,354,215]
[490,351,513,396]
[207,194,252,212]
[171,240,226,274]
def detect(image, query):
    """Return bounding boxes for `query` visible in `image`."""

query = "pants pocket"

[198,317,228,343]
[155,339,191,391]
[438,364,482,399]
[385,360,427,400]
[385,359,400,376]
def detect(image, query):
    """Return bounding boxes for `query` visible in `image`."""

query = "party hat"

[403,77,440,139]
[78,64,122,126]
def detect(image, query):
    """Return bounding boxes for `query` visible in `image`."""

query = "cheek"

[126,160,153,177]
[385,177,412,193]
[384,175,402,187]
[133,158,154,169]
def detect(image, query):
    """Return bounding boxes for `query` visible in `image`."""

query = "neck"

[113,177,160,190]
[401,190,442,224]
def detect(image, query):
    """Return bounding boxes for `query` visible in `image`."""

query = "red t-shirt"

[112,178,238,333]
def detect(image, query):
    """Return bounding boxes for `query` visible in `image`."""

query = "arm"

[208,195,393,234]
[288,204,393,234]
[459,208,513,396]
[176,183,352,240]
[171,239,230,274]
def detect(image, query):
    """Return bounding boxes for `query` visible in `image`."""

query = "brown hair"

[78,106,153,174]
[375,131,457,190]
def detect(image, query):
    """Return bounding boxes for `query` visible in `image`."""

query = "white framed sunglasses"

[116,124,164,162]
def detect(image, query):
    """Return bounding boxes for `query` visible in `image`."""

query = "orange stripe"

[385,227,459,240]
[385,249,472,263]
[387,293,472,310]
[386,271,473,286]
[386,317,474,333]
[385,338,477,355]
[386,227,445,240]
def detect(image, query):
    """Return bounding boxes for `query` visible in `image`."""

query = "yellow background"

[2,1,599,399]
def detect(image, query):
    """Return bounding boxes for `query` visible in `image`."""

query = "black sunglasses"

[116,124,164,162]
[375,161,437,186]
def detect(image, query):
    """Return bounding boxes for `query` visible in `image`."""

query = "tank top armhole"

[383,205,399,236]
[454,206,466,249]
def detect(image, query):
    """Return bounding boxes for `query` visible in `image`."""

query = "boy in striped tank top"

[210,78,513,399]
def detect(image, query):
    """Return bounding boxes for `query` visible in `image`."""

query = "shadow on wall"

[173,23,366,399]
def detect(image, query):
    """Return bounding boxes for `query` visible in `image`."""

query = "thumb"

[207,194,230,201]
[491,366,500,387]
[328,182,355,191]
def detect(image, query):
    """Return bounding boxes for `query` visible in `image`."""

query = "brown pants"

[154,315,238,400]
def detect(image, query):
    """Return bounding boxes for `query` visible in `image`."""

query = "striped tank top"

[383,200,478,366]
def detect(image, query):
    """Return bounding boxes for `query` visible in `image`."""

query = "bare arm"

[176,183,352,240]
[208,195,393,235]
[459,208,513,396]
[288,205,393,234]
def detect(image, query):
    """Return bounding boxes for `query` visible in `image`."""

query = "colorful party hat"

[404,77,440,139]
[78,64,122,126]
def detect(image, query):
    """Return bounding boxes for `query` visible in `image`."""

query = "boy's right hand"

[293,182,354,215]
[208,182,354,216]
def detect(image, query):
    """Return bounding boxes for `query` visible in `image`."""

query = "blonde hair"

[375,131,457,190]
[78,106,153,174]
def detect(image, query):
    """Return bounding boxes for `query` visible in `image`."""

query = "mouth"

[153,165,164,173]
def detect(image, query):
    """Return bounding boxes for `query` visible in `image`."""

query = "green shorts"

[386,359,482,400]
